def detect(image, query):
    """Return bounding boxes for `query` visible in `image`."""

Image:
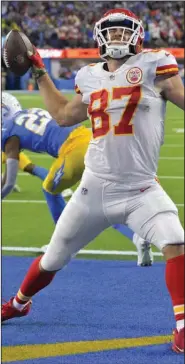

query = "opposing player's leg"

[43,189,66,224]
[126,183,184,353]
[24,162,51,183]
[42,126,91,194]
[24,163,66,224]
[2,171,110,321]
[113,224,153,266]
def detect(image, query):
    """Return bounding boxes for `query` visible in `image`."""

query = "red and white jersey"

[75,50,178,187]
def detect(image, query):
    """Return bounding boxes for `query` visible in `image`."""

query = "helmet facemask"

[94,13,144,60]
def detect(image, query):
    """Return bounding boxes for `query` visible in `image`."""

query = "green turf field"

[2,93,184,260]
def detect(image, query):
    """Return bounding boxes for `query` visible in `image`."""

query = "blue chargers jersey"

[2,108,78,157]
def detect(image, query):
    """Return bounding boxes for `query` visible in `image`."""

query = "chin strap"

[106,44,133,59]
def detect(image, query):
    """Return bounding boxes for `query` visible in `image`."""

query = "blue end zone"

[2,257,184,364]
[2,257,173,345]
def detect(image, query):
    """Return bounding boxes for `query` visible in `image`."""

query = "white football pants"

[41,170,184,271]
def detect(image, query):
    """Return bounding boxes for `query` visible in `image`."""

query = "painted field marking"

[23,154,184,160]
[2,246,164,256]
[172,128,184,133]
[2,200,184,207]
[2,335,172,363]
[16,173,184,179]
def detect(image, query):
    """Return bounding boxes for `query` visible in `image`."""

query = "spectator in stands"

[2,1,184,48]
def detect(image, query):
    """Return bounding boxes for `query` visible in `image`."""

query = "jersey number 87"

[14,108,52,136]
[88,85,142,138]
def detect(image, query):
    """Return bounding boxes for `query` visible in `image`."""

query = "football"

[2,30,33,76]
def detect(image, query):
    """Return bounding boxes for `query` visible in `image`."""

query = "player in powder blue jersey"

[2,92,91,224]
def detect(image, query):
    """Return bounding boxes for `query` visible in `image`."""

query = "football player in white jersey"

[2,8,184,353]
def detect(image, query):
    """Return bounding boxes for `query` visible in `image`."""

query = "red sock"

[165,254,184,322]
[15,256,56,304]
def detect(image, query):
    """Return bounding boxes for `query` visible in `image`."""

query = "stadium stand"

[2,1,184,90]
[2,1,184,48]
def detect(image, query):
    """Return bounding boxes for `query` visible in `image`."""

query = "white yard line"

[2,200,184,207]
[1,246,163,257]
[17,172,184,178]
[172,129,184,133]
[24,155,184,160]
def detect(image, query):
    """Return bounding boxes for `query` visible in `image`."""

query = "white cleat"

[13,184,21,193]
[62,188,73,198]
[137,242,153,266]
[133,233,154,267]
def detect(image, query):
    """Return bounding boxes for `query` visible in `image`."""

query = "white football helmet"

[93,8,145,60]
[2,92,22,120]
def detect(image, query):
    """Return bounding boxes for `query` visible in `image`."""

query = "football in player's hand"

[2,30,33,76]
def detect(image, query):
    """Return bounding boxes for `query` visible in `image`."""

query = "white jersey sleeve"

[74,68,84,95]
[74,64,97,97]
[155,50,179,77]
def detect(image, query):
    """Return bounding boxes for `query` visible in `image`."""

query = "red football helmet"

[93,8,145,60]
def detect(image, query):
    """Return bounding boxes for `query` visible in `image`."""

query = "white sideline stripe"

[2,200,184,207]
[21,155,184,160]
[1,246,163,257]
[17,173,184,179]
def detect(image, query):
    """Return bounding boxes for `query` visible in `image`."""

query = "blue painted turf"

[2,256,184,364]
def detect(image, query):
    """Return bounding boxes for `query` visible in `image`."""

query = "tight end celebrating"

[2,8,184,353]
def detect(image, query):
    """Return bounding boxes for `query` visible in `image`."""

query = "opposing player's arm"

[1,136,20,199]
[37,74,87,126]
[158,74,184,110]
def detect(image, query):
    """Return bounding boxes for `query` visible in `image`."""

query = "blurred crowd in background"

[2,1,184,90]
[2,1,184,49]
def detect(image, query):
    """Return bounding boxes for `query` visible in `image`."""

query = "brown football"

[2,30,33,76]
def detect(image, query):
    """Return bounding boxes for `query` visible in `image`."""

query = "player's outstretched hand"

[27,46,46,79]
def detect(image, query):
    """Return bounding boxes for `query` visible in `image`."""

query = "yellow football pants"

[43,126,92,194]
[2,151,32,170]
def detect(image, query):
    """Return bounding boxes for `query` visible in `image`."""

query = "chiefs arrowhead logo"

[126,67,143,84]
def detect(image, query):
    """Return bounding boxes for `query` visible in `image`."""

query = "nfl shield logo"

[81,187,88,195]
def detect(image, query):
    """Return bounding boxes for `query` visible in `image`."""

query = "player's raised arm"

[159,74,184,110]
[1,137,20,199]
[28,48,88,126]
